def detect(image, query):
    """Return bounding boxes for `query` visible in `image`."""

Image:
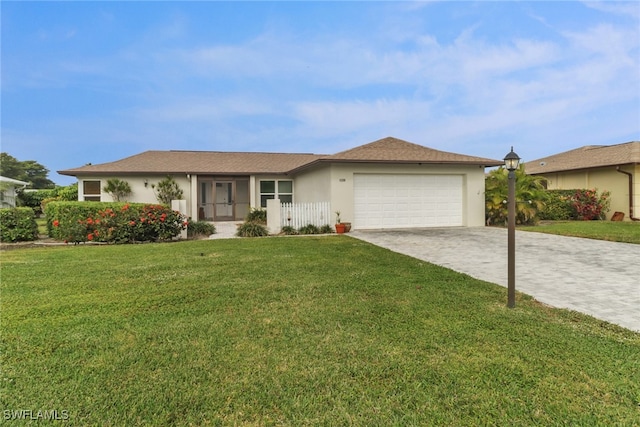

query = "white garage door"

[354,174,463,229]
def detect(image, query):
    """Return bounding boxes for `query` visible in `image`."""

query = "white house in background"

[0,176,28,208]
[58,137,503,230]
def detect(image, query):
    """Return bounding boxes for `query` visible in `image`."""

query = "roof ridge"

[167,149,321,155]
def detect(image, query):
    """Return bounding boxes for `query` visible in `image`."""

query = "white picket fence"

[280,201,332,229]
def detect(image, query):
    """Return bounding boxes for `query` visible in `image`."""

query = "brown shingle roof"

[58,136,503,177]
[525,141,640,175]
[326,137,503,165]
[59,151,325,176]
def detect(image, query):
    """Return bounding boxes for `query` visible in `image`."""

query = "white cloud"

[582,1,640,19]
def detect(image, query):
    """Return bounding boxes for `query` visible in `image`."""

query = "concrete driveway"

[350,227,640,333]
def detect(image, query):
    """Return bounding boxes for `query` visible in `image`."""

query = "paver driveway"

[350,227,640,333]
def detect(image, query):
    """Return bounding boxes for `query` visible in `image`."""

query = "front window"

[260,180,293,207]
[83,180,101,201]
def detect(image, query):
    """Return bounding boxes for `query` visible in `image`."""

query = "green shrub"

[17,184,78,216]
[153,176,183,205]
[17,189,57,216]
[45,201,187,243]
[236,222,269,237]
[298,224,320,235]
[280,225,298,235]
[245,208,267,224]
[0,207,38,242]
[103,179,132,202]
[57,183,79,201]
[319,224,334,234]
[188,220,216,238]
[540,190,575,221]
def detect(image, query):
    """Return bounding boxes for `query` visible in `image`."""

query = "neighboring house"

[525,141,640,221]
[0,176,28,208]
[58,137,503,230]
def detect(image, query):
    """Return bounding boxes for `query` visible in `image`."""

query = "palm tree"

[485,165,546,226]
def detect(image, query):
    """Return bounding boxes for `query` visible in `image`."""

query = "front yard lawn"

[2,237,639,425]
[519,220,640,244]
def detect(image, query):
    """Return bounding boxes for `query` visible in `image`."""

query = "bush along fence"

[45,201,187,244]
[0,207,38,242]
[266,200,332,234]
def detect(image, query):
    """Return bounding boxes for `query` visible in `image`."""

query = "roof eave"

[527,162,639,175]
[287,158,503,175]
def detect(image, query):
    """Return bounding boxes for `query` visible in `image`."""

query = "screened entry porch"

[197,177,250,222]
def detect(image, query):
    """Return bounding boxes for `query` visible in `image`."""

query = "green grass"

[2,237,639,425]
[35,217,47,236]
[520,220,640,244]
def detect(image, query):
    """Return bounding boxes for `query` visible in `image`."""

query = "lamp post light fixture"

[504,147,521,308]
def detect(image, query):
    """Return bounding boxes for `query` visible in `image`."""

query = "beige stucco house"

[525,141,640,221]
[59,137,502,230]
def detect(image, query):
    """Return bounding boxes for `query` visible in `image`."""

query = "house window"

[83,180,101,201]
[260,180,293,207]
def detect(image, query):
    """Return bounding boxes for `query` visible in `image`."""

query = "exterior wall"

[76,175,194,217]
[295,163,488,227]
[291,166,332,203]
[634,164,640,219]
[540,166,636,220]
[0,185,19,208]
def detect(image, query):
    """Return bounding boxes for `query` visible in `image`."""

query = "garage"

[353,174,464,229]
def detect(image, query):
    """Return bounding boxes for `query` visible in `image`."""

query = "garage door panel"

[354,174,463,229]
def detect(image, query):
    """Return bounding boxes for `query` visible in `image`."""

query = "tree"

[153,176,183,205]
[0,152,55,189]
[0,153,23,179]
[485,165,547,226]
[103,178,132,202]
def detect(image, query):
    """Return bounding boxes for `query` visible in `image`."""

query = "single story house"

[58,137,503,230]
[0,176,28,208]
[525,141,640,221]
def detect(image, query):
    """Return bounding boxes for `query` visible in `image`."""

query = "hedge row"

[17,184,78,216]
[45,201,187,244]
[540,189,610,221]
[0,207,39,242]
[539,190,576,221]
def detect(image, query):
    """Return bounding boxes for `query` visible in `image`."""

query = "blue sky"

[2,1,639,185]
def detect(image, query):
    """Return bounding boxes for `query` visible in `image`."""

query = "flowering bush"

[571,189,610,220]
[46,201,187,244]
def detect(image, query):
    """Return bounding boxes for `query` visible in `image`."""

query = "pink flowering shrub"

[46,202,187,243]
[571,189,610,220]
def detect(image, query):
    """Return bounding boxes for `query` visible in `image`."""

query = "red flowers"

[53,220,60,227]
[87,233,94,241]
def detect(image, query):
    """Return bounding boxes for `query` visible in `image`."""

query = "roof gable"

[525,141,640,175]
[325,137,502,165]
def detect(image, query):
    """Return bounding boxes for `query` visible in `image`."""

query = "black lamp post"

[504,147,521,308]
